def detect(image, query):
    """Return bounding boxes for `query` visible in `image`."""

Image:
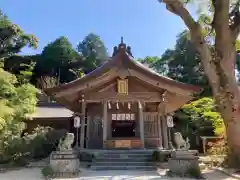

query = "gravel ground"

[0,168,238,180]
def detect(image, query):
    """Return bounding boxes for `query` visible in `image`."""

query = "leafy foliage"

[77,33,108,73]
[0,10,37,59]
[138,31,211,96]
[151,150,167,162]
[182,97,224,136]
[137,56,167,75]
[0,11,108,89]
[174,97,225,149]
[208,137,227,156]
[0,68,38,137]
[41,165,54,178]
[33,36,83,87]
[1,126,67,165]
[0,68,39,165]
[4,55,37,84]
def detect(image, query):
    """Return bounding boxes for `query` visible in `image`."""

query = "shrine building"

[43,39,200,149]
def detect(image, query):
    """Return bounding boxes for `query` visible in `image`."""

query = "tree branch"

[160,0,198,32]
[213,0,231,47]
[159,0,219,93]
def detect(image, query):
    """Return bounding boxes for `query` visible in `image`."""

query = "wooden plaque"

[115,140,131,148]
[117,79,128,95]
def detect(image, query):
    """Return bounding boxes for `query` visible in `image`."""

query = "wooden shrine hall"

[44,39,200,149]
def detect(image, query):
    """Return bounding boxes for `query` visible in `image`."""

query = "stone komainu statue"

[58,133,74,151]
[173,132,190,150]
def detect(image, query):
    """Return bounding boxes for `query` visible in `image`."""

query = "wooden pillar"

[162,115,169,149]
[161,91,168,149]
[157,112,163,148]
[138,101,145,148]
[80,100,86,148]
[107,102,112,139]
[157,103,163,148]
[103,101,108,148]
[86,116,91,148]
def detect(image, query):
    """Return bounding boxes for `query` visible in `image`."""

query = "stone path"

[0,168,238,180]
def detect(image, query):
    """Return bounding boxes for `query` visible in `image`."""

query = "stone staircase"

[91,150,157,171]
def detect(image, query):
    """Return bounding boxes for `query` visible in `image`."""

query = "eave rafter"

[83,92,164,102]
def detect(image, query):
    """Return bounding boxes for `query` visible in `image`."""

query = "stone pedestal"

[168,150,200,177]
[50,150,80,178]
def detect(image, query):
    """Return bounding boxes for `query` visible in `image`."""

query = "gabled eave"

[44,43,201,99]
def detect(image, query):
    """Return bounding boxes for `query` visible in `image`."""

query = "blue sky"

[1,0,197,58]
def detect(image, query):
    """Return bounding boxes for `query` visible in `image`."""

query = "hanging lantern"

[138,101,142,109]
[116,101,119,109]
[73,116,81,128]
[128,102,131,109]
[108,101,111,109]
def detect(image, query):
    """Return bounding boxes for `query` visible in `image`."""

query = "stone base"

[171,150,198,158]
[168,150,201,177]
[50,150,80,177]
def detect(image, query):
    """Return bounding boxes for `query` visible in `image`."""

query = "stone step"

[97,150,154,155]
[94,157,152,162]
[91,150,156,171]
[96,154,152,159]
[91,165,156,171]
[93,161,154,166]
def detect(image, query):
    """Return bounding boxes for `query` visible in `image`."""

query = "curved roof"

[44,41,200,96]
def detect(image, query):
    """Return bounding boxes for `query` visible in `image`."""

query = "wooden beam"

[54,69,118,98]
[98,83,116,92]
[84,92,163,102]
[128,69,193,96]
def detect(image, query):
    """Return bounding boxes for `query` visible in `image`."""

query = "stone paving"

[0,168,238,180]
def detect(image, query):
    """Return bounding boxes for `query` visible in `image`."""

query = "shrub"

[27,126,67,160]
[1,136,30,166]
[1,126,67,165]
[79,152,95,162]
[187,166,203,179]
[41,165,54,179]
[152,150,167,162]
[167,166,203,179]
[152,150,160,162]
[208,137,227,156]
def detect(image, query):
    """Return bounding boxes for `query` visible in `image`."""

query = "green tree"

[33,36,83,89]
[158,0,240,166]
[0,10,37,60]
[77,33,108,73]
[0,9,38,85]
[160,30,211,96]
[0,68,38,145]
[137,56,167,75]
[175,97,225,149]
[4,55,37,84]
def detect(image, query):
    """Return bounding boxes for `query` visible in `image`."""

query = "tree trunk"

[201,42,240,167]
[160,0,240,167]
[225,113,240,167]
[214,74,240,167]
[202,45,240,167]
